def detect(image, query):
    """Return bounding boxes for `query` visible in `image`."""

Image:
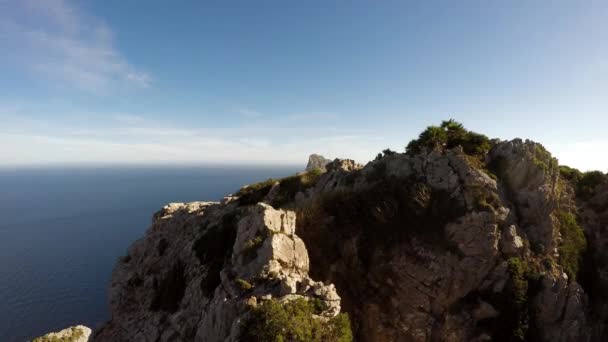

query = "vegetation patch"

[237,170,324,207]
[556,210,587,280]
[374,148,397,161]
[532,144,558,172]
[271,171,323,207]
[559,166,606,200]
[237,179,278,206]
[33,327,84,342]
[235,278,253,291]
[476,257,545,341]
[242,231,270,263]
[241,298,352,342]
[297,175,466,272]
[405,119,491,157]
[506,257,529,340]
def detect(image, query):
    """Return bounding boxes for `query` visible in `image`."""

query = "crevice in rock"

[150,261,186,313]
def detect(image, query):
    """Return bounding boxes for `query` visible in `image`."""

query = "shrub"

[406,125,448,154]
[558,166,605,201]
[577,171,605,200]
[405,119,491,157]
[559,165,582,183]
[297,175,466,272]
[506,257,530,340]
[308,167,324,177]
[556,210,587,279]
[237,178,278,206]
[374,148,397,161]
[237,170,324,207]
[235,278,253,291]
[531,144,557,172]
[242,298,352,342]
[272,171,323,207]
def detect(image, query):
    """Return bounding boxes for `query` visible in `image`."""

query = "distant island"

[40,121,608,341]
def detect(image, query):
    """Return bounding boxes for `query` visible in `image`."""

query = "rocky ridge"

[90,122,607,341]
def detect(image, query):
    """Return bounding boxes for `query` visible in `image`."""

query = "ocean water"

[0,165,299,341]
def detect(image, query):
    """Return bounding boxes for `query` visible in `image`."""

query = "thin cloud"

[0,109,386,166]
[238,108,262,118]
[286,112,339,121]
[1,0,151,93]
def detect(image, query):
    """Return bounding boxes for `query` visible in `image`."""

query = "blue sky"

[1,0,607,170]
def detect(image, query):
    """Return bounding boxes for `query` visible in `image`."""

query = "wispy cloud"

[285,112,339,121]
[1,0,151,93]
[0,106,386,166]
[237,108,262,118]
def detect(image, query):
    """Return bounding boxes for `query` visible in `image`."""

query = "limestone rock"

[305,153,331,171]
[33,325,91,342]
[489,139,560,254]
[500,225,524,255]
[93,202,341,342]
[92,135,608,342]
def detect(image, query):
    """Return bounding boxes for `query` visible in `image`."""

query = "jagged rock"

[325,158,362,172]
[500,225,524,255]
[489,139,560,254]
[473,301,499,320]
[92,131,608,342]
[305,153,331,171]
[533,273,588,342]
[93,202,341,342]
[33,325,91,342]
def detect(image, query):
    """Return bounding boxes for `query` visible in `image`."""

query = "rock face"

[33,325,91,342]
[93,135,608,341]
[93,202,341,342]
[305,153,331,171]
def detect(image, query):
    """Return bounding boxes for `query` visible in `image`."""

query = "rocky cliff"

[92,121,607,342]
[306,154,332,172]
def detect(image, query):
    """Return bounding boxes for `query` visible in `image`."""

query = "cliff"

[90,121,608,342]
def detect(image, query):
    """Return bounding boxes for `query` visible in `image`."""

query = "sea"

[0,165,299,341]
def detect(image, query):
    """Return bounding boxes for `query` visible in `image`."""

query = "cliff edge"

[92,121,608,342]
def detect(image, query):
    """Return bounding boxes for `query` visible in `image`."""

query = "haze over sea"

[0,165,298,341]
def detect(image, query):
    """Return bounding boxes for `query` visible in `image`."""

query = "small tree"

[405,119,490,156]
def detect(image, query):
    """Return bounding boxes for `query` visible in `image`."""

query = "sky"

[0,0,607,170]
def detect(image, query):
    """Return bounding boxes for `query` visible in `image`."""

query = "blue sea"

[0,165,298,341]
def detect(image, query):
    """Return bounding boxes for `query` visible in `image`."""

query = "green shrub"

[558,165,605,200]
[406,125,448,154]
[237,178,278,205]
[235,278,253,291]
[237,170,324,207]
[559,165,583,183]
[577,171,605,200]
[272,171,323,207]
[242,298,352,342]
[308,167,324,177]
[405,119,491,157]
[297,175,466,272]
[374,148,397,161]
[556,210,587,279]
[506,257,530,340]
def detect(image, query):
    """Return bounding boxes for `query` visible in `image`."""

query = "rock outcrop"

[92,123,608,342]
[33,325,91,342]
[93,202,342,342]
[305,154,331,172]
